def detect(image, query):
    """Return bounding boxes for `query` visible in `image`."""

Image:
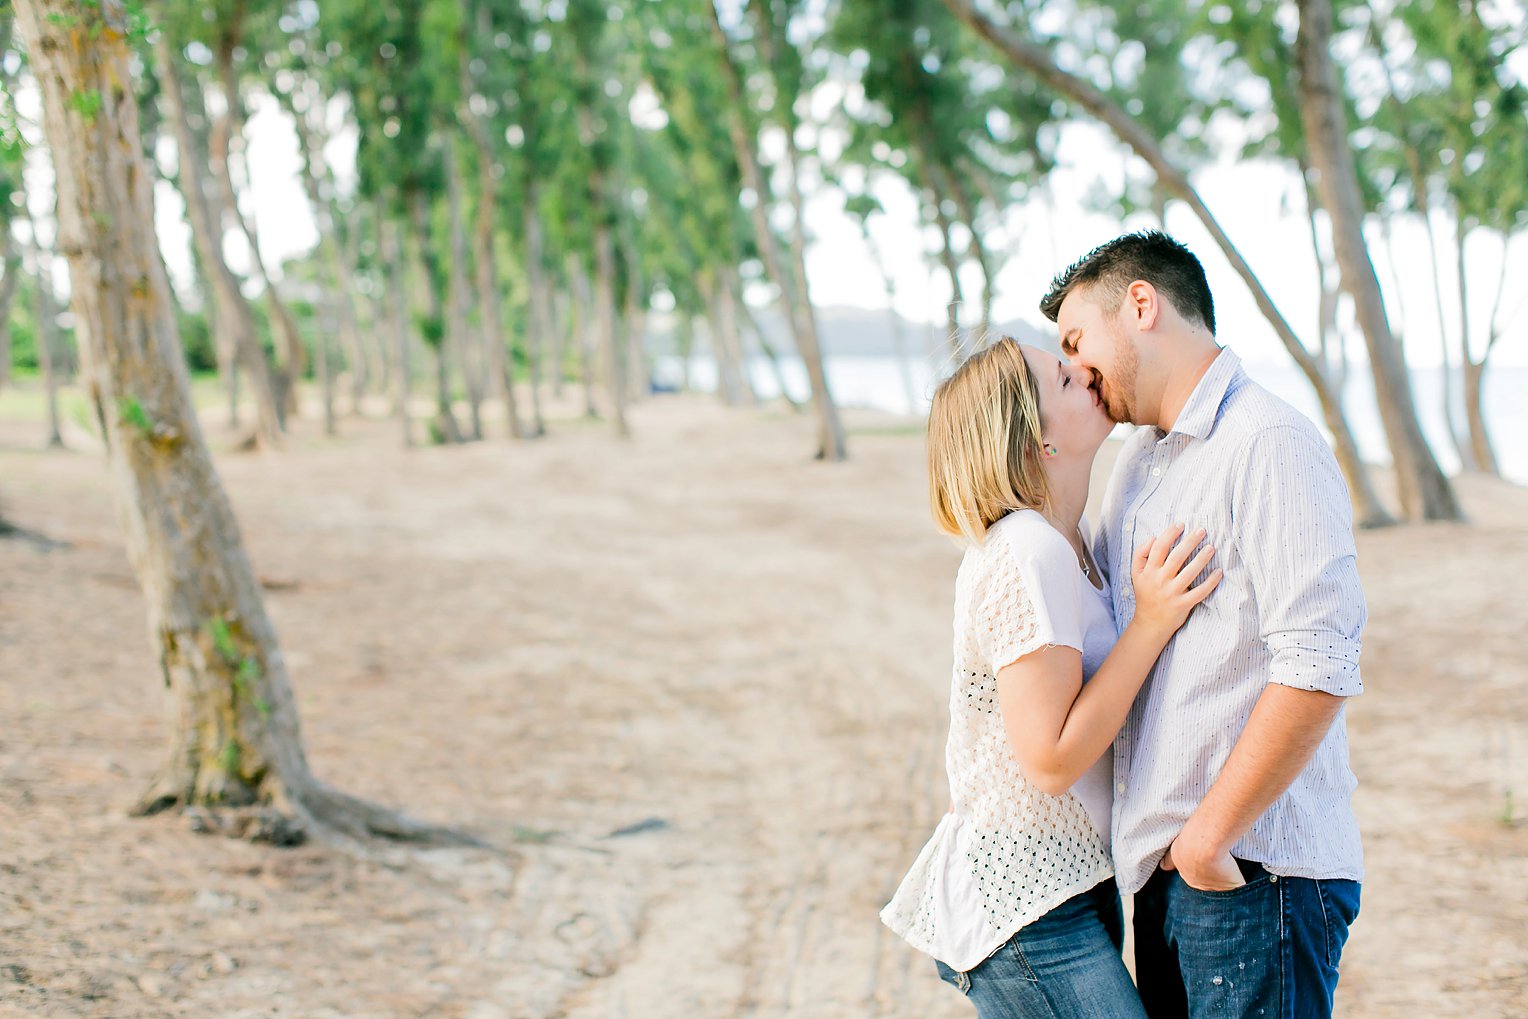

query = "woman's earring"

[1043,444,1058,459]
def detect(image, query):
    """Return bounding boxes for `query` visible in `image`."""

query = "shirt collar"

[1165,347,1241,441]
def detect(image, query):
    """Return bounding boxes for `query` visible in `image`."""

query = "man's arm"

[1163,686,1341,888]
[1165,426,1365,891]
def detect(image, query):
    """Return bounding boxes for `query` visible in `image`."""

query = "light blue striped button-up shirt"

[1095,348,1365,895]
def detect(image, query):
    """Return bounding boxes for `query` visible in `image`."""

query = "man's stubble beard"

[1101,327,1139,426]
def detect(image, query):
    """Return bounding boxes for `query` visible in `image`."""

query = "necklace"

[1073,527,1092,580]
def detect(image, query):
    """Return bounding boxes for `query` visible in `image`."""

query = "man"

[1042,230,1364,1018]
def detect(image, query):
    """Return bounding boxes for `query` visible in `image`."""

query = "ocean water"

[656,355,1528,486]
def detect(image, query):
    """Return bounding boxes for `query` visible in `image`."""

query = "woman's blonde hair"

[927,336,1050,544]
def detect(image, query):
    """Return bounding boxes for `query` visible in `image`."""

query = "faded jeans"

[934,878,1148,1019]
[1133,858,1361,1019]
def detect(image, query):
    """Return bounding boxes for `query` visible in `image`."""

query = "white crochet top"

[881,509,1117,971]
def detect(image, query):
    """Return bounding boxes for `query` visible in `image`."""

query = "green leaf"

[117,396,154,437]
[205,616,238,663]
[68,89,103,124]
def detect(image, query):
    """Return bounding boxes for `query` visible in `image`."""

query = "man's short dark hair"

[1039,230,1215,335]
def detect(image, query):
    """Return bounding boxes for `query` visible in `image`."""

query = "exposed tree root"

[0,515,69,552]
[131,775,490,851]
[298,782,491,850]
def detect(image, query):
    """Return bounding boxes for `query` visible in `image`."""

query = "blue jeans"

[1133,859,1361,1019]
[934,878,1148,1018]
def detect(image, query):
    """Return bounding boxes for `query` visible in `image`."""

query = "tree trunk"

[703,269,751,406]
[280,82,370,416]
[443,142,484,441]
[592,220,630,437]
[0,230,22,391]
[409,188,464,444]
[617,209,649,405]
[1421,184,1472,467]
[208,45,305,421]
[946,0,1397,526]
[315,291,336,437]
[152,31,282,448]
[566,255,599,419]
[920,154,966,361]
[1300,168,1343,388]
[854,214,920,415]
[460,94,524,440]
[28,233,66,449]
[736,290,803,412]
[15,0,475,844]
[677,316,696,391]
[944,165,993,339]
[1294,0,1461,520]
[382,218,413,448]
[708,2,846,461]
[522,198,549,436]
[1457,219,1504,477]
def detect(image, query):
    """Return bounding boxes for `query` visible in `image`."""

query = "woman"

[880,337,1220,1017]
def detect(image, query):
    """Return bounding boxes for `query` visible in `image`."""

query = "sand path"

[2,395,1525,1016]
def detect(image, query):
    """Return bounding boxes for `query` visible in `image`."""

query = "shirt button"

[1151,467,1162,476]
[1116,781,1127,794]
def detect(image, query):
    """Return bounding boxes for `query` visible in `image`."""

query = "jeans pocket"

[934,959,972,995]
[1178,872,1273,899]
[1006,940,1042,984]
[1316,880,1361,970]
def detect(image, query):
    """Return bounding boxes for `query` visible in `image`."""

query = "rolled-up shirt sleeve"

[1233,427,1366,697]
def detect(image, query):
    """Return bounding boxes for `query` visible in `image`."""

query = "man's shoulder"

[1214,373,1328,450]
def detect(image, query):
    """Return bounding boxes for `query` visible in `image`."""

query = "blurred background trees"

[2,0,1525,519]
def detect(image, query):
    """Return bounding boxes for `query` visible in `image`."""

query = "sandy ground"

[2,388,1526,1018]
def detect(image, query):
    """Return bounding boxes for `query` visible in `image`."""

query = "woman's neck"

[1041,462,1092,540]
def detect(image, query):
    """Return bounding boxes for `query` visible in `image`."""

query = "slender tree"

[1294,0,1460,520]
[708,1,846,460]
[152,24,284,447]
[14,0,472,842]
[943,0,1403,525]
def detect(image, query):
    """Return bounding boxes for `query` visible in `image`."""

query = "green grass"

[0,373,231,427]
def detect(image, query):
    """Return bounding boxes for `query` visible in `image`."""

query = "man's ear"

[1126,280,1160,332]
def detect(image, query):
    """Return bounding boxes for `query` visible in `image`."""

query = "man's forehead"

[1056,289,1097,327]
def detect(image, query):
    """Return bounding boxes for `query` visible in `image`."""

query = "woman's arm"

[996,524,1220,796]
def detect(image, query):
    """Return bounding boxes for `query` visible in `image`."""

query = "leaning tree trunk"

[1294,0,1461,521]
[1457,219,1504,477]
[279,81,370,417]
[737,291,804,412]
[708,2,846,461]
[945,0,1396,527]
[210,105,305,422]
[152,31,282,448]
[15,0,473,844]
